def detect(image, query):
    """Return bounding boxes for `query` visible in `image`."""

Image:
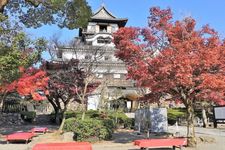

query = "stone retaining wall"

[0,113,24,126]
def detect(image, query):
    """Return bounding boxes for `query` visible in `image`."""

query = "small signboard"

[213,106,225,128]
[150,108,168,133]
[135,108,168,133]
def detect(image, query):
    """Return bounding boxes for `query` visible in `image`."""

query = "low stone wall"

[0,113,24,126]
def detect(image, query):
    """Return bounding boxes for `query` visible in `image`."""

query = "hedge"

[20,111,36,122]
[167,108,186,125]
[63,118,113,141]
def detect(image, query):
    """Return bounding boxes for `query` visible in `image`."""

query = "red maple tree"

[114,7,225,146]
[1,59,99,131]
[0,67,49,101]
[45,59,100,130]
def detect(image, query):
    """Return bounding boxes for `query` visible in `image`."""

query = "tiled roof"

[92,6,116,19]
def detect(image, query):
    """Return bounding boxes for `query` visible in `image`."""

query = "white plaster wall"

[87,23,96,33]
[62,52,73,60]
[62,51,86,60]
[111,24,118,33]
[107,26,112,33]
[86,34,114,47]
[96,25,99,33]
[95,69,108,73]
[110,69,127,74]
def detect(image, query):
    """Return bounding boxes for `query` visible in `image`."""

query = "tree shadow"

[109,131,142,143]
[0,140,32,145]
[0,126,28,135]
[109,130,168,144]
[0,124,58,135]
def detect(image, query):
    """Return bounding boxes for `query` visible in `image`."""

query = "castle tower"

[57,5,138,111]
[79,5,127,47]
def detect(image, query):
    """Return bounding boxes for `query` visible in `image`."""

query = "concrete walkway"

[169,125,225,137]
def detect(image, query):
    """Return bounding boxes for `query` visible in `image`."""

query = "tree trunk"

[202,107,208,128]
[58,101,70,132]
[47,96,61,125]
[81,111,86,120]
[58,111,65,132]
[81,81,88,120]
[0,92,7,111]
[186,103,197,147]
[81,101,86,120]
[0,0,8,12]
[55,109,61,125]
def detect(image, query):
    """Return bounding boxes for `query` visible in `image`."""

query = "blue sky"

[25,0,225,59]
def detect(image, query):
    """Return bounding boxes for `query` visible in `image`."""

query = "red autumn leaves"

[1,67,49,101]
[113,7,225,105]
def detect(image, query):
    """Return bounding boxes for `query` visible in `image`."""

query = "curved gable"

[92,6,116,19]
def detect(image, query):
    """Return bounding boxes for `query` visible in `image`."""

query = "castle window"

[104,37,111,44]
[97,36,111,44]
[57,50,62,58]
[97,38,105,44]
[100,25,107,32]
[104,56,111,61]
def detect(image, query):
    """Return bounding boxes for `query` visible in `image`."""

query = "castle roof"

[90,6,127,27]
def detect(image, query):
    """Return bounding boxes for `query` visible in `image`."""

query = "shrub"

[101,118,115,138]
[167,108,186,125]
[84,110,108,119]
[49,110,76,123]
[20,111,36,122]
[65,110,76,119]
[64,110,108,120]
[98,127,111,140]
[63,118,113,141]
[64,110,101,120]
[64,110,133,129]
[102,118,115,129]
[124,118,135,129]
[63,118,76,131]
[86,110,100,118]
[108,111,130,127]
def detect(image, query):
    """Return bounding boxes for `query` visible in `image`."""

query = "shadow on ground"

[110,129,168,144]
[110,130,146,143]
[0,125,58,135]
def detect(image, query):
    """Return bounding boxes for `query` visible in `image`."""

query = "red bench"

[32,142,92,150]
[6,132,35,144]
[134,138,187,150]
[31,127,48,133]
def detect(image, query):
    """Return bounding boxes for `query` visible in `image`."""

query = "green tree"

[0,0,92,29]
[0,14,47,105]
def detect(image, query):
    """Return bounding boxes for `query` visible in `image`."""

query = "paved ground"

[0,125,225,150]
[169,125,225,150]
[0,125,58,150]
[92,126,225,150]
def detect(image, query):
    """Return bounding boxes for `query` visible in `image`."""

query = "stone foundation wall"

[0,113,24,126]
